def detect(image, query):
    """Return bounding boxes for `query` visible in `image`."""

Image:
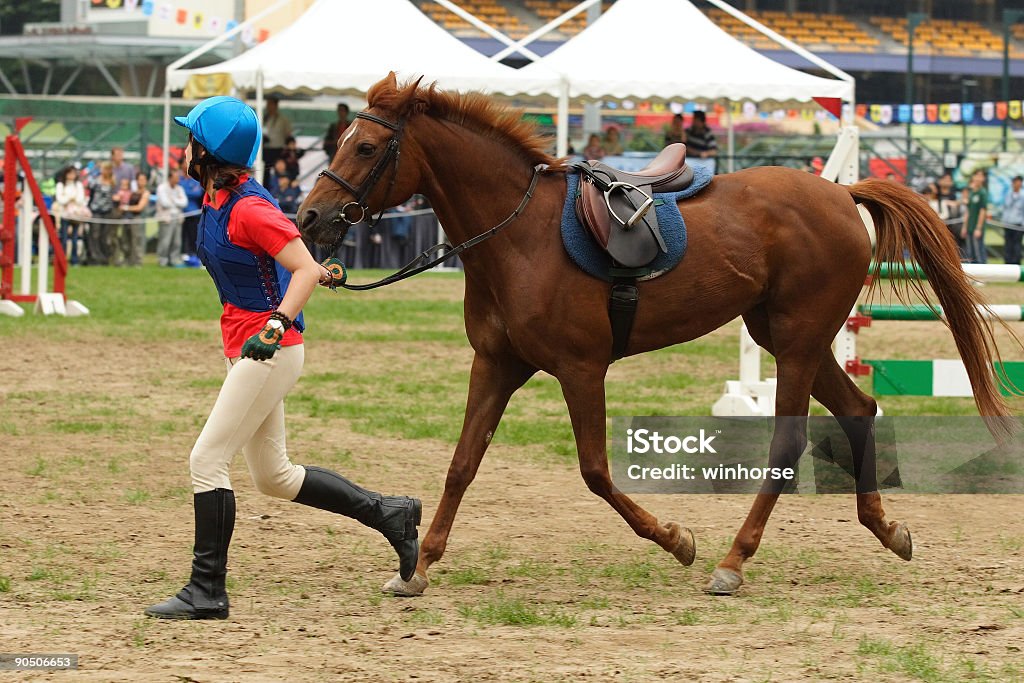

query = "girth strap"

[609,277,639,361]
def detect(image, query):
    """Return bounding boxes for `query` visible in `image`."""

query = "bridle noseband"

[316,111,405,227]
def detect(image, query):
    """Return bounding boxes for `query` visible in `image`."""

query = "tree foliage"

[0,0,61,36]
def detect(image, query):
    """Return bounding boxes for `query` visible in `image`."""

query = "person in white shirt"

[54,166,90,266]
[156,168,188,267]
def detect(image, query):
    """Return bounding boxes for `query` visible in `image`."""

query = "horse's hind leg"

[382,350,536,596]
[559,364,696,566]
[810,356,913,561]
[706,310,822,595]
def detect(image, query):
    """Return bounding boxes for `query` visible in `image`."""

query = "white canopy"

[520,0,853,102]
[166,0,559,97]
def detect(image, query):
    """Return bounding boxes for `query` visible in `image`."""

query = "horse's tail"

[848,177,1019,443]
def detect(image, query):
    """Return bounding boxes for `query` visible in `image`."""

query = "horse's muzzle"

[297,206,346,246]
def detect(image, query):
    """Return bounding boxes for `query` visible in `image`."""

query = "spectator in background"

[180,171,204,261]
[273,175,302,221]
[1002,175,1024,265]
[267,158,289,192]
[110,146,137,190]
[156,168,187,267]
[936,171,965,257]
[262,95,292,187]
[582,133,605,160]
[122,172,152,267]
[113,177,134,266]
[602,126,624,157]
[280,136,304,181]
[87,161,117,266]
[962,168,989,264]
[663,114,686,147]
[685,111,717,174]
[54,165,90,266]
[323,103,351,160]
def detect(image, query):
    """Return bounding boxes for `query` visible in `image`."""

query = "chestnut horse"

[299,73,1015,596]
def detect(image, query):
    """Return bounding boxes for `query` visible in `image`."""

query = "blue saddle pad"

[561,165,713,281]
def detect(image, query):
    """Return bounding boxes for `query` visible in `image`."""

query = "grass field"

[1,264,1023,682]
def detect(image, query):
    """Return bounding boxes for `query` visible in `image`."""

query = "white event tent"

[163,0,561,177]
[516,0,855,159]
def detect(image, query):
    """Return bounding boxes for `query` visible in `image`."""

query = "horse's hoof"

[704,567,743,595]
[666,522,696,566]
[382,571,429,597]
[888,522,913,561]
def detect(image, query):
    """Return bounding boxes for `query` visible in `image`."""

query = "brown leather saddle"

[572,143,694,269]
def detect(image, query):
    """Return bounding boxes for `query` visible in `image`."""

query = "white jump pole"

[19,191,32,296]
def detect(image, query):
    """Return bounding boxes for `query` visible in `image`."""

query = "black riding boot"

[145,488,234,620]
[292,466,421,581]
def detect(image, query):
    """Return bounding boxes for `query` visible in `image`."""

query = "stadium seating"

[870,16,1006,57]
[414,1,1024,59]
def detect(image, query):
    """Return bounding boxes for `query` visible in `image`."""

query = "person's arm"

[174,186,187,209]
[128,191,148,214]
[975,207,987,239]
[705,134,718,157]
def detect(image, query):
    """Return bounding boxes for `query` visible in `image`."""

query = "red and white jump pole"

[0,121,87,317]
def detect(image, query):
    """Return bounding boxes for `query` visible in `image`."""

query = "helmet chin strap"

[187,139,217,184]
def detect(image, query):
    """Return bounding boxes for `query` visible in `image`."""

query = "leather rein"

[312,110,543,291]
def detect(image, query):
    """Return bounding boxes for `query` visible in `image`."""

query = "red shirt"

[203,177,304,358]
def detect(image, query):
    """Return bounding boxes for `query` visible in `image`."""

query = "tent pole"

[255,70,264,185]
[162,83,171,183]
[488,0,602,63]
[702,0,854,93]
[726,99,735,174]
[432,0,545,63]
[557,80,569,157]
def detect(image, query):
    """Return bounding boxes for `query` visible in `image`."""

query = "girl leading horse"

[299,73,1017,596]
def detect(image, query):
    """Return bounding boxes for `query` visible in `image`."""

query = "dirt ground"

[2,327,1024,683]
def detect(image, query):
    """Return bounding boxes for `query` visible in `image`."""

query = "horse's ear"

[408,76,427,115]
[385,71,398,89]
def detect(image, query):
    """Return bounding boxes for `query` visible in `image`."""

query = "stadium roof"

[166,0,559,97]
[520,0,853,102]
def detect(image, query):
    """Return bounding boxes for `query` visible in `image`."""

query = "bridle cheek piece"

[316,111,405,229]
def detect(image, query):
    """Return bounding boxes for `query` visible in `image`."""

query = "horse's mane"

[367,76,566,172]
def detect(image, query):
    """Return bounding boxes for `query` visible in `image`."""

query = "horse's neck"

[413,119,541,271]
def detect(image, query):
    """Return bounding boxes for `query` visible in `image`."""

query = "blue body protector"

[196,178,305,332]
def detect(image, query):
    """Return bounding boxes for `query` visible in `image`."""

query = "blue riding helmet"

[174,96,261,168]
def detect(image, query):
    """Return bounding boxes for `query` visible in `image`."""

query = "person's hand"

[241,317,286,361]
[961,229,968,240]
[974,230,982,240]
[320,257,347,289]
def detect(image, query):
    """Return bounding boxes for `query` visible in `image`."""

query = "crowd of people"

[912,168,1024,266]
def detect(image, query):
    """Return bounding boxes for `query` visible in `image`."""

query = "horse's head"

[299,72,425,246]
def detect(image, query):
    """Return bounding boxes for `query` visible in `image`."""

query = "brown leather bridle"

[315,111,405,228]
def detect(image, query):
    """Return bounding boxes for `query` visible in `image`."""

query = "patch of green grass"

[458,593,576,628]
[856,637,946,682]
[596,559,671,589]
[0,576,11,592]
[442,567,490,586]
[131,618,150,648]
[124,489,151,505]
[674,610,700,626]
[25,457,47,477]
[405,608,445,627]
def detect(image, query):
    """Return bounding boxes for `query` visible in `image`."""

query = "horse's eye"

[357,143,376,157]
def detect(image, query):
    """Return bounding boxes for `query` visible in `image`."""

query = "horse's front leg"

[382,350,535,596]
[558,364,696,566]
